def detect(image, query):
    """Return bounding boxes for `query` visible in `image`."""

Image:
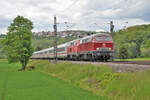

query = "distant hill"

[32,36,77,51]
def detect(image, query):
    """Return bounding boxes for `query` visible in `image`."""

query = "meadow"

[0,60,107,100]
[30,60,150,100]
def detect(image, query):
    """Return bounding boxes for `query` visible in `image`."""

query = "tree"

[2,16,34,70]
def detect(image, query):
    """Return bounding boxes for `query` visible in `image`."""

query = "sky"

[0,0,150,34]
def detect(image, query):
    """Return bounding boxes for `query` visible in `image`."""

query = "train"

[31,33,114,61]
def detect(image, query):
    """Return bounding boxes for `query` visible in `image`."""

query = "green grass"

[0,60,107,100]
[115,57,150,61]
[30,60,150,100]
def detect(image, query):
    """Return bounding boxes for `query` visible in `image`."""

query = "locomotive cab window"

[96,36,103,41]
[104,36,111,41]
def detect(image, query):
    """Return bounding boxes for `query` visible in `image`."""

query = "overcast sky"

[0,0,150,34]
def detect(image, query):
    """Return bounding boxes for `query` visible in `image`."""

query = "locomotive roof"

[79,33,111,40]
[33,43,68,54]
[68,33,110,42]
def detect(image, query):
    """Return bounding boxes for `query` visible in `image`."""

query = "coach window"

[59,47,65,52]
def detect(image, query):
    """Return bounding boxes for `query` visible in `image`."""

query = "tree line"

[113,24,150,59]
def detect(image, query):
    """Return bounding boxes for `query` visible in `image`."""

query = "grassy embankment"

[115,57,150,61]
[0,60,107,100]
[30,60,150,100]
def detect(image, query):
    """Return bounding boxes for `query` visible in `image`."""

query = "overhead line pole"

[109,21,114,61]
[53,16,57,63]
[110,21,114,34]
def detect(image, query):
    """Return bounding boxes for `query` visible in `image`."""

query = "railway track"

[58,60,150,72]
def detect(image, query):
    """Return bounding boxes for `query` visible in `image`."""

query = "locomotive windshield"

[95,36,103,41]
[104,36,111,41]
[95,35,112,41]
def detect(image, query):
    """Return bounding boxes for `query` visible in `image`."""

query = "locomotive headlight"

[96,48,99,50]
[109,48,111,50]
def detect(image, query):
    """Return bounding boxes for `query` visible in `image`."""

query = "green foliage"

[104,72,150,100]
[141,48,150,57]
[145,39,150,48]
[100,72,118,89]
[1,16,34,70]
[0,38,6,59]
[118,44,129,59]
[127,42,137,58]
[114,24,150,58]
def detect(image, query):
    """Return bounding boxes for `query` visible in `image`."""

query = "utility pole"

[110,21,114,34]
[64,22,69,37]
[53,16,57,63]
[108,21,114,61]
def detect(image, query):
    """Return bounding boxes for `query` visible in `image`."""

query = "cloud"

[101,9,123,17]
[0,0,150,34]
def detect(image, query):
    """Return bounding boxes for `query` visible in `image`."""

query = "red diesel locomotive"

[31,33,114,61]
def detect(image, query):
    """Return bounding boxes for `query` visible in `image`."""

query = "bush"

[128,42,137,58]
[118,44,129,59]
[141,48,150,57]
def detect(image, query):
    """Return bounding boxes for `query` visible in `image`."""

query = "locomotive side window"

[49,50,52,53]
[49,50,53,53]
[104,36,111,41]
[87,38,92,42]
[96,36,103,41]
[85,38,88,42]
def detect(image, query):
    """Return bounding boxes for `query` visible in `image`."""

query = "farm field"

[0,60,107,100]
